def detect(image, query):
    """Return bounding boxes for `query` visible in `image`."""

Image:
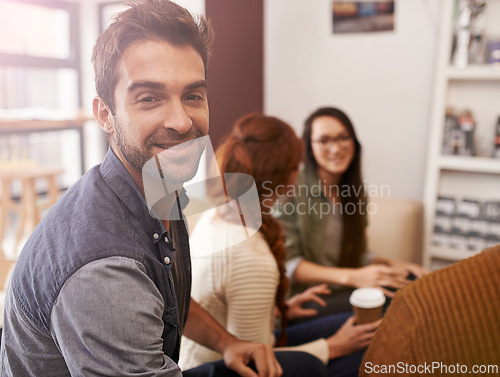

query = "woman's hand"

[384,258,429,279]
[286,284,332,319]
[326,316,380,359]
[347,265,410,297]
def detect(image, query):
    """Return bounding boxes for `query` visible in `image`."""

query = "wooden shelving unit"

[423,0,500,270]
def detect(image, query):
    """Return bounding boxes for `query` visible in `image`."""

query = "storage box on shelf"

[423,0,500,270]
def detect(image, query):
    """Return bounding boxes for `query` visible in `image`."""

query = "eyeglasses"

[312,135,353,149]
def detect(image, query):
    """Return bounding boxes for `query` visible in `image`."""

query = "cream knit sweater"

[179,211,329,370]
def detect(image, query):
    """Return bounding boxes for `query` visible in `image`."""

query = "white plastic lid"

[349,288,386,309]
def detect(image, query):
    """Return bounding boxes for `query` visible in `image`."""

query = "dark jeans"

[283,312,366,377]
[183,351,327,377]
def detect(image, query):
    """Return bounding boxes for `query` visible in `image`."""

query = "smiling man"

[0,1,323,376]
[97,39,209,187]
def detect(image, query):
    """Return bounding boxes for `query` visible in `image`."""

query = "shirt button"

[153,233,159,240]
[164,237,169,243]
[164,256,171,265]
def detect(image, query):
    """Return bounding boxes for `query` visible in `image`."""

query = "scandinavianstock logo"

[141,135,390,258]
[262,180,390,218]
[142,135,262,258]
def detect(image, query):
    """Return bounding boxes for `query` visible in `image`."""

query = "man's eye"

[139,96,156,103]
[185,94,203,101]
[318,139,330,145]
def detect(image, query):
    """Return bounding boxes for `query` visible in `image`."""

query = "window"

[0,0,83,186]
[0,0,80,114]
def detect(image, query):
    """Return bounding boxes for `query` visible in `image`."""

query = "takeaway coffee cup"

[349,288,386,324]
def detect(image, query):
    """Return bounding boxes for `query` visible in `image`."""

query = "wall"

[265,0,441,200]
[78,0,441,200]
[206,0,264,149]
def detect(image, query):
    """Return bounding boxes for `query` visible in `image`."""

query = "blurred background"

[1,0,500,269]
[0,0,439,196]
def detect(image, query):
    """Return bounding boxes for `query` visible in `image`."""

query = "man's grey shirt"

[0,149,191,376]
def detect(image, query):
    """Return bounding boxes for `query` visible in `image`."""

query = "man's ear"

[93,96,114,134]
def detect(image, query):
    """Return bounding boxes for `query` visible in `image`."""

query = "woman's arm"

[293,259,353,286]
[275,316,380,364]
[372,257,429,278]
[293,259,412,297]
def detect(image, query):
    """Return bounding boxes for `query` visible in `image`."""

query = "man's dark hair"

[92,0,213,115]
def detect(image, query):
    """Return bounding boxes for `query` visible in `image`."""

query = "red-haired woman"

[179,114,378,377]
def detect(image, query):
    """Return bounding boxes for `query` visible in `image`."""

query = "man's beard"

[114,118,206,185]
[150,136,207,185]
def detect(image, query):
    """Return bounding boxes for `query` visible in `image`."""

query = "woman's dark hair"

[214,113,304,346]
[303,107,366,267]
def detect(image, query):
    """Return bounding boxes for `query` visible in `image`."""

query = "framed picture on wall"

[332,0,395,34]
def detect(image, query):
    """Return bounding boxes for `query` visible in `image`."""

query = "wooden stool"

[0,164,64,257]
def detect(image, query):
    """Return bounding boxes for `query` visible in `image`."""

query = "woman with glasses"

[275,107,427,319]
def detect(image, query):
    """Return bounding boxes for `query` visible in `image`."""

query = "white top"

[179,211,329,370]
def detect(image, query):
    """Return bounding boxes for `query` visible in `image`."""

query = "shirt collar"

[99,148,189,238]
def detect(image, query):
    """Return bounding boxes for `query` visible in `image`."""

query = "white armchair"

[366,196,424,264]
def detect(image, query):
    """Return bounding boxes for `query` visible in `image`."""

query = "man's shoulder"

[9,161,150,333]
[49,162,125,226]
[387,245,500,325]
[408,245,500,292]
[58,163,107,203]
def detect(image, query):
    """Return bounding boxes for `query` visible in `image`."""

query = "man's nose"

[162,100,192,134]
